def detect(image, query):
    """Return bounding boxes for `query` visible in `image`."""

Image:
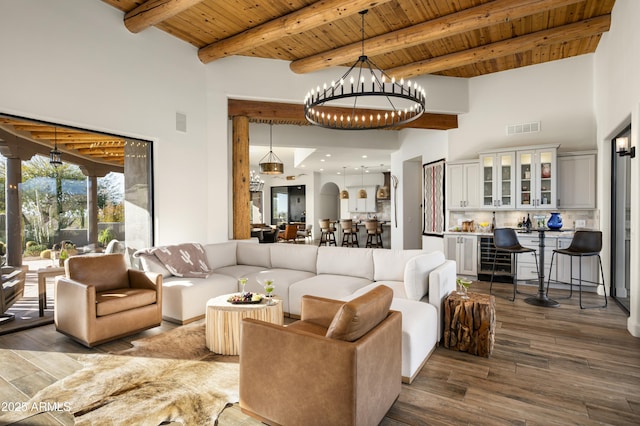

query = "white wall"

[593,0,640,337]
[391,129,449,252]
[448,55,597,160]
[0,0,210,246]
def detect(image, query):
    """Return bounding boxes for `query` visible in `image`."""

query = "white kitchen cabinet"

[516,234,557,282]
[446,161,480,210]
[444,234,477,276]
[558,153,596,209]
[479,152,516,209]
[516,146,558,209]
[347,186,377,212]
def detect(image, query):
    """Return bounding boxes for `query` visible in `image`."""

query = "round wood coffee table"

[205,293,283,355]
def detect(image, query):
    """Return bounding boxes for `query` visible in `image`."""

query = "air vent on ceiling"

[506,121,540,136]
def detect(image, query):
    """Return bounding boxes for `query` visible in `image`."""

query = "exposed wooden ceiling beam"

[124,0,205,33]
[289,0,585,75]
[227,99,457,130]
[198,0,392,64]
[388,15,611,78]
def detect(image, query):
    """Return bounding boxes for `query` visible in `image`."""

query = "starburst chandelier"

[304,10,426,130]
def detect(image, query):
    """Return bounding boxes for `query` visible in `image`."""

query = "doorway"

[611,125,631,314]
[271,185,306,227]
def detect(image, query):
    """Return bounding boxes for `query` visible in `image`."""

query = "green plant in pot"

[58,248,69,267]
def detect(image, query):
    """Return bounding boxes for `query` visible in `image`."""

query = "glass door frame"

[610,124,631,314]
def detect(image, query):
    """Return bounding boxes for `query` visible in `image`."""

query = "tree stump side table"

[205,294,284,355]
[443,292,495,357]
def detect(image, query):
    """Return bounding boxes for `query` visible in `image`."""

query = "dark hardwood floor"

[0,280,638,425]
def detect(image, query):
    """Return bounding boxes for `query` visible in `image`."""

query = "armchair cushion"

[66,253,128,292]
[96,287,158,316]
[326,285,393,341]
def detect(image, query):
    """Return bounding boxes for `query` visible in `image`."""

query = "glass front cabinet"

[516,146,558,209]
[480,152,516,209]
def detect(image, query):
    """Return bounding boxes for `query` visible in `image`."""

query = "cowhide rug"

[2,323,239,426]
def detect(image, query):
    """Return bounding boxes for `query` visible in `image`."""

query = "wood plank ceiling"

[101,0,615,127]
[1,1,616,167]
[104,0,614,79]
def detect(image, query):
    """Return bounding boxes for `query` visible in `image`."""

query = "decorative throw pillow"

[149,243,212,278]
[325,285,393,342]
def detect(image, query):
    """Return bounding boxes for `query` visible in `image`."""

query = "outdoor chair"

[0,267,26,323]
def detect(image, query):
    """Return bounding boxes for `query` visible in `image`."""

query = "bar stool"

[340,219,359,247]
[365,220,383,248]
[318,219,337,246]
[545,230,607,309]
[490,228,538,301]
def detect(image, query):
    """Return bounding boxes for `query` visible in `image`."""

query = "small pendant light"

[358,166,367,199]
[340,166,349,199]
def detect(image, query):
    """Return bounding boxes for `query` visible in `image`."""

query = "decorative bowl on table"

[227,292,263,304]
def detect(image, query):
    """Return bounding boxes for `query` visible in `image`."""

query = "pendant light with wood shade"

[259,122,284,174]
[358,166,367,199]
[340,166,349,199]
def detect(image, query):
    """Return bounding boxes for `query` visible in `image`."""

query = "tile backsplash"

[449,209,599,231]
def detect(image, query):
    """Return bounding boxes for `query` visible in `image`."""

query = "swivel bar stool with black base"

[490,228,539,301]
[318,219,337,246]
[340,219,359,247]
[545,230,607,309]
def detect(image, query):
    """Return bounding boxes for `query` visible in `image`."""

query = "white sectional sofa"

[135,240,456,383]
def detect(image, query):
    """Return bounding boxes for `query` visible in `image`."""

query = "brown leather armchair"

[54,253,162,347]
[240,285,402,426]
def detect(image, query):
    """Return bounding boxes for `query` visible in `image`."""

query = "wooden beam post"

[232,115,251,240]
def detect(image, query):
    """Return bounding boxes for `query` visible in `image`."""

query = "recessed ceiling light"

[325,154,331,157]
[362,155,368,158]
[320,159,325,162]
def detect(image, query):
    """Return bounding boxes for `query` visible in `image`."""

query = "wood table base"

[205,294,283,355]
[443,292,496,357]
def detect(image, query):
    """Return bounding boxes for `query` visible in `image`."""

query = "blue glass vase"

[547,212,563,230]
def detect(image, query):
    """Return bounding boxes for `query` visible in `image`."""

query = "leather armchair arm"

[55,277,96,339]
[128,269,162,291]
[299,295,344,328]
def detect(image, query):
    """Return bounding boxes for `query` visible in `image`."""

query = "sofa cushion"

[270,244,318,273]
[237,243,271,268]
[373,249,424,282]
[244,269,316,314]
[404,251,446,301]
[326,285,393,342]
[162,273,238,323]
[214,265,267,281]
[288,274,374,317]
[350,281,407,299]
[204,241,238,270]
[316,246,374,280]
[135,252,172,278]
